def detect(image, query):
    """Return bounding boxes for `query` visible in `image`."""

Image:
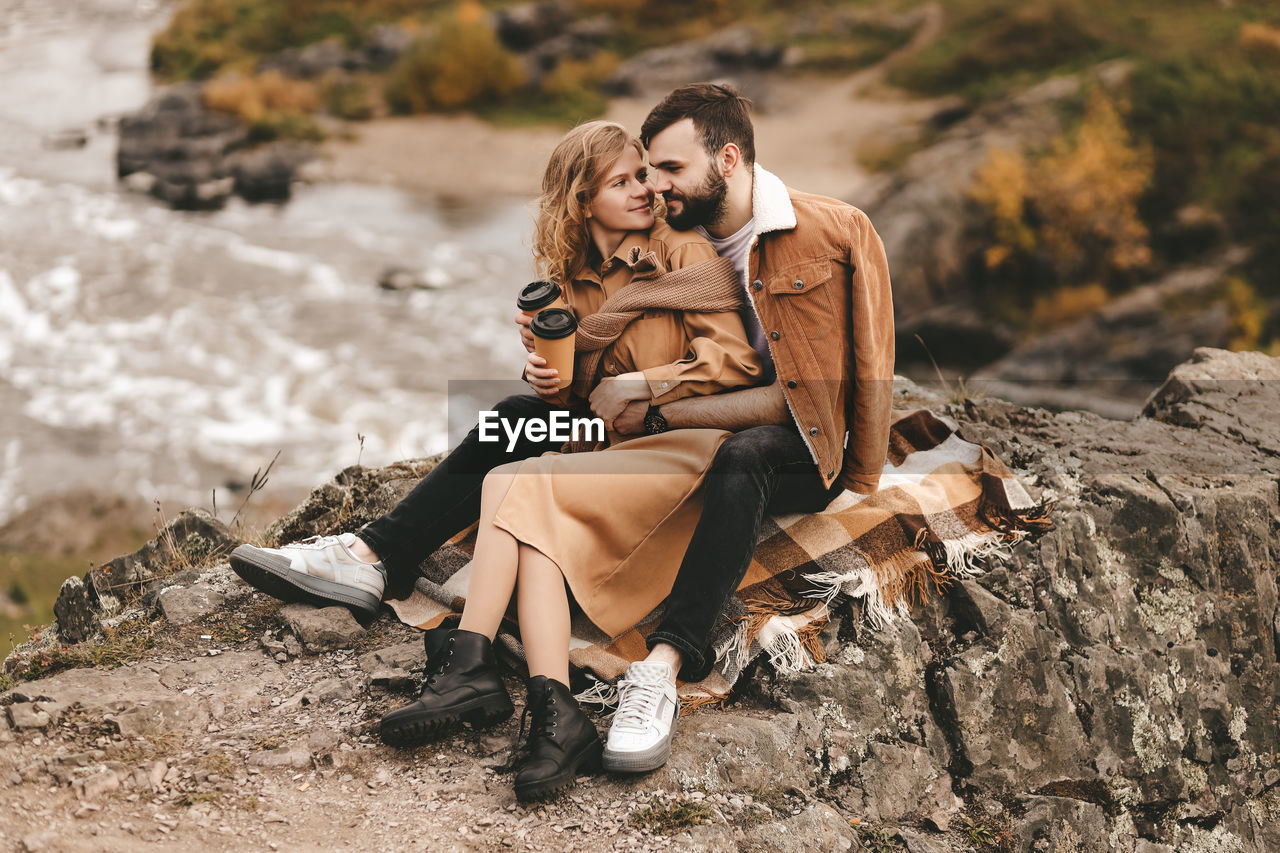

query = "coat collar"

[751,163,796,237]
[575,229,652,285]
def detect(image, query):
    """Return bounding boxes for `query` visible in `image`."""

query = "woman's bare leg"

[516,543,572,686]
[456,463,522,640]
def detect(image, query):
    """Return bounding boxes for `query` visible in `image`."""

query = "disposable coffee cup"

[517,280,566,316]
[531,307,577,390]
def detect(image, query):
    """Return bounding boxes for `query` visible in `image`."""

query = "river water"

[0,0,536,524]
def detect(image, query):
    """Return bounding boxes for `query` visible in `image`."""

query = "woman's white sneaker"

[229,533,385,618]
[602,661,679,773]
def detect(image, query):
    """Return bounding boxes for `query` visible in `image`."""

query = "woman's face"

[586,146,655,234]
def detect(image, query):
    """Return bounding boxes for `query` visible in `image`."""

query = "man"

[229,82,894,775]
[594,83,894,772]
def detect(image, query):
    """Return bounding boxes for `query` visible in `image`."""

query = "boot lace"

[423,637,454,687]
[612,677,664,734]
[510,692,557,768]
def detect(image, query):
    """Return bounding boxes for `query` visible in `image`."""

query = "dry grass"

[629,798,716,835]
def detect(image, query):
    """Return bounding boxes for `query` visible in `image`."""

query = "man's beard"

[664,166,729,231]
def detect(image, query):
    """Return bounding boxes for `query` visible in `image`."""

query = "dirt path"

[310,4,949,204]
[0,572,836,853]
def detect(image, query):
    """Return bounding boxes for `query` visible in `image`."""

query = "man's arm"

[616,382,791,434]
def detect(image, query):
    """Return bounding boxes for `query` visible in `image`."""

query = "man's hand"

[588,372,651,423]
[525,352,562,396]
[613,399,648,435]
[514,311,535,353]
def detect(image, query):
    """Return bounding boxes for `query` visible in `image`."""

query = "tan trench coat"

[494,221,763,637]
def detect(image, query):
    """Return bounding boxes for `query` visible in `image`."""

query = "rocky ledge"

[2,348,1278,852]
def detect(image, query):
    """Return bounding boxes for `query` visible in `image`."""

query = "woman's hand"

[525,352,562,396]
[514,311,536,353]
[588,372,651,423]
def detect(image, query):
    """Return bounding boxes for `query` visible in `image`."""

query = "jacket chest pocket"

[763,260,836,340]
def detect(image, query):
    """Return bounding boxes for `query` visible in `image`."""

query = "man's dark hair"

[641,83,755,166]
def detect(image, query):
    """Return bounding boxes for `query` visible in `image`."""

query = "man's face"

[647,118,728,231]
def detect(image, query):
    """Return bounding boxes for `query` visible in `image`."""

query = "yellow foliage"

[1240,22,1280,62]
[970,146,1034,267]
[1224,276,1264,352]
[540,51,621,98]
[1031,282,1109,329]
[1036,90,1153,273]
[204,71,322,123]
[970,89,1153,285]
[456,0,485,25]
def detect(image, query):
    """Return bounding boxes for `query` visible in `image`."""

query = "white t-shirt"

[696,220,776,384]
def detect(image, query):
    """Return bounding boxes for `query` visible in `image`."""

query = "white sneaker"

[229,533,385,617]
[602,661,679,773]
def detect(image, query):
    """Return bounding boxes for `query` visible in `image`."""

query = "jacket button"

[786,380,797,389]
[809,427,819,436]
[793,279,804,289]
[751,280,762,291]
[827,470,835,478]
[770,330,780,341]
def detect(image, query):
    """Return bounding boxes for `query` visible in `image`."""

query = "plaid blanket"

[385,408,1051,710]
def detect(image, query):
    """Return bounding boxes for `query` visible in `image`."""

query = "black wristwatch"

[643,404,670,435]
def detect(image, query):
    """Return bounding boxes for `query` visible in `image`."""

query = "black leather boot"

[513,676,603,802]
[379,627,514,746]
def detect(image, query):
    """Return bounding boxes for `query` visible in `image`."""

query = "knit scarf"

[569,248,741,398]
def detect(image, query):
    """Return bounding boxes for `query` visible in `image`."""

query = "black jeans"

[362,402,837,682]
[646,424,841,682]
[358,394,562,588]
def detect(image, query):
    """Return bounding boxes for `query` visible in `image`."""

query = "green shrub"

[151,0,444,81]
[247,110,326,143]
[327,76,376,120]
[1126,52,1280,272]
[890,0,1107,98]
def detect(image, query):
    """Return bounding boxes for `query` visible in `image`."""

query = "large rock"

[1142,346,1280,457]
[741,802,856,853]
[660,711,816,795]
[604,25,784,99]
[116,85,248,209]
[228,141,315,202]
[51,576,98,644]
[972,254,1246,413]
[157,584,226,625]
[3,350,1279,851]
[278,603,366,652]
[940,611,1095,792]
[116,86,317,208]
[48,510,235,644]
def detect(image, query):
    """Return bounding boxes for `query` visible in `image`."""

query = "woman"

[378,121,761,800]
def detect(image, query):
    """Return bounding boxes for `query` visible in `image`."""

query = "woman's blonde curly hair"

[532,120,648,286]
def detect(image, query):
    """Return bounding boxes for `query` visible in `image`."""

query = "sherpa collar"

[751,163,796,237]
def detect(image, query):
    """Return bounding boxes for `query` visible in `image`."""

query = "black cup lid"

[530,307,577,340]
[517,280,563,311]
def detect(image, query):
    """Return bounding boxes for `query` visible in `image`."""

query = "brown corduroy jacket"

[743,165,896,495]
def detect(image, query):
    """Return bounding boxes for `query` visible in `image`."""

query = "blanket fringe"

[939,530,1015,576]
[804,566,900,628]
[757,615,827,673]
[714,618,754,677]
[984,497,1057,535]
[679,692,729,715]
